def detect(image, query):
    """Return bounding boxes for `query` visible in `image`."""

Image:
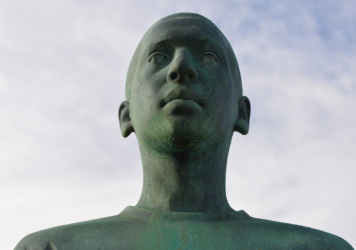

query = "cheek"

[201,69,235,128]
[130,72,167,128]
[136,68,167,102]
[141,62,168,86]
[199,66,232,102]
[136,67,165,100]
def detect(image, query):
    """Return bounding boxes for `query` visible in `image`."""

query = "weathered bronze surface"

[15,13,353,250]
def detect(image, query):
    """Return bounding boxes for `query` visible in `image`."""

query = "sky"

[1,0,355,248]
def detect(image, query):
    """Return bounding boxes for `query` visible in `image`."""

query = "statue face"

[127,17,239,153]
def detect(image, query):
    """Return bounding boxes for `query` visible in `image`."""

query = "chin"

[141,122,218,154]
[168,133,202,151]
[136,110,224,153]
[140,131,202,154]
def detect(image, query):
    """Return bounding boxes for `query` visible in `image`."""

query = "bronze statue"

[15,13,353,250]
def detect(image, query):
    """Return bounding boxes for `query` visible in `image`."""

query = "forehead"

[142,17,226,49]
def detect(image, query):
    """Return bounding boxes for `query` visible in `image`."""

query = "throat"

[135,145,233,213]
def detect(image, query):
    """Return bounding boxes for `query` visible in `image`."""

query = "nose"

[167,49,197,84]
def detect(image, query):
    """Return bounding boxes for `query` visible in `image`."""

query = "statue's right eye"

[148,53,166,64]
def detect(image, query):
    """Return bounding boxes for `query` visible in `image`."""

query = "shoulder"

[244,216,353,250]
[14,213,139,250]
[14,229,53,250]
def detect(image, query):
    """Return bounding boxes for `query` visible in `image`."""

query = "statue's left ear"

[234,96,251,135]
[119,101,134,138]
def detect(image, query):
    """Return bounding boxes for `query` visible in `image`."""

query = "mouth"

[161,89,203,108]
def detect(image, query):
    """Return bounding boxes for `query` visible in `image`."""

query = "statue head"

[119,13,250,155]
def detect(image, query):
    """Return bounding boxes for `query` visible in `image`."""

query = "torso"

[15,206,353,250]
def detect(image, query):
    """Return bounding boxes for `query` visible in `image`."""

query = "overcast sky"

[1,0,355,248]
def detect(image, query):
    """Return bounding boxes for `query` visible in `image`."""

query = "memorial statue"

[15,13,353,250]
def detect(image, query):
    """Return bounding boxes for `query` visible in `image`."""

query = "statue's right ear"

[119,101,134,137]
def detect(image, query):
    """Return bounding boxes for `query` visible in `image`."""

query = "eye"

[200,52,218,63]
[148,52,167,64]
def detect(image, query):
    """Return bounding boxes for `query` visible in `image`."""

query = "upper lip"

[162,89,203,107]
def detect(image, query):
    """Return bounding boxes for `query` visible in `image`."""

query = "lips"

[163,89,203,107]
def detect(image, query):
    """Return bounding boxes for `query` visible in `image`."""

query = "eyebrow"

[144,37,225,53]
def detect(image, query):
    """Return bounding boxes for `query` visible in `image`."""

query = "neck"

[136,141,233,213]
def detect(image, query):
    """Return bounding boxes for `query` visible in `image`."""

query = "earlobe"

[234,96,251,135]
[119,101,134,138]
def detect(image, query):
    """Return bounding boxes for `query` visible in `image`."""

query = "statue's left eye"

[149,53,166,64]
[200,52,218,63]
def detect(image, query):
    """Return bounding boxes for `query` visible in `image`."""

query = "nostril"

[188,72,195,80]
[170,72,179,80]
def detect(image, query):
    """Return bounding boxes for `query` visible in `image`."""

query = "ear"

[234,96,251,135]
[118,101,134,137]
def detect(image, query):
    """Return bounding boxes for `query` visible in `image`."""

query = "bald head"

[125,13,243,102]
[119,12,250,146]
